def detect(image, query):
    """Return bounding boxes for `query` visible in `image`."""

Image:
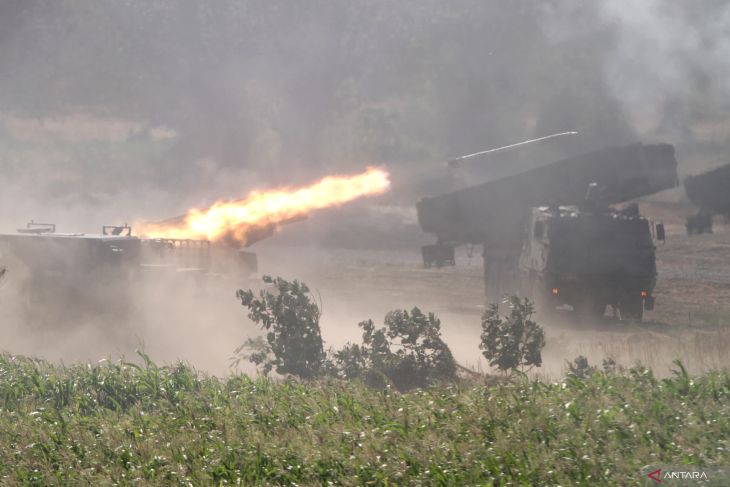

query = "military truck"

[518,202,664,320]
[684,163,730,235]
[0,222,259,320]
[417,142,679,320]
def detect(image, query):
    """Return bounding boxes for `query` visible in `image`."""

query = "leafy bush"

[237,277,457,390]
[231,336,273,372]
[480,296,546,373]
[567,355,596,379]
[567,356,623,379]
[601,357,621,374]
[333,308,457,391]
[237,276,327,379]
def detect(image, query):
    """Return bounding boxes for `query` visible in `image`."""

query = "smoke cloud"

[0,1,727,372]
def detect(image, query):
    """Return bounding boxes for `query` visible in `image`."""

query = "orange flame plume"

[136,167,390,245]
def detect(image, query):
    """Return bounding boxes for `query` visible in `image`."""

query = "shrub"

[237,277,458,389]
[566,355,596,379]
[479,296,545,373]
[601,357,621,374]
[237,276,326,379]
[231,336,273,373]
[333,308,457,391]
[565,356,623,379]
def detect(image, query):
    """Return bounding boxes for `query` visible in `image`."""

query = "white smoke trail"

[447,131,578,166]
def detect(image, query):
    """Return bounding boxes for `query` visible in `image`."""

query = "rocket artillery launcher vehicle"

[417,142,679,320]
[0,220,278,320]
[684,163,730,235]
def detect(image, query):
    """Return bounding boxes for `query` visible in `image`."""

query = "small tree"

[231,336,273,373]
[601,357,621,374]
[236,276,326,379]
[566,355,596,379]
[480,296,545,373]
[333,308,457,391]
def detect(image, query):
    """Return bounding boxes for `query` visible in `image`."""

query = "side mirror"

[656,222,666,242]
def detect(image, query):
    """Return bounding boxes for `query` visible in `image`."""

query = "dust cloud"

[0,1,729,377]
[0,245,261,376]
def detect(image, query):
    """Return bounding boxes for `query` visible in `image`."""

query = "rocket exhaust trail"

[135,167,391,245]
[447,131,578,166]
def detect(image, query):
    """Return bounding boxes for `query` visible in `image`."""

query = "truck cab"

[518,205,661,320]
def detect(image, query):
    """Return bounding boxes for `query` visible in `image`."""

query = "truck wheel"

[620,300,644,322]
[591,302,606,317]
[575,299,606,319]
[527,276,554,320]
[535,293,555,321]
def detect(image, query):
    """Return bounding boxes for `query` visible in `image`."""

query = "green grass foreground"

[0,354,728,486]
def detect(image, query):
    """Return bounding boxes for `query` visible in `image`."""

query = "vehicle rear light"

[552,287,559,295]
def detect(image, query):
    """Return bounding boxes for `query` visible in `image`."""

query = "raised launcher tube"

[684,163,730,235]
[417,142,679,253]
[417,142,679,303]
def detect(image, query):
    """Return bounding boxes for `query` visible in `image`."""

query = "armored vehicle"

[417,142,679,320]
[684,163,730,234]
[0,222,259,320]
[0,223,141,314]
[518,203,663,320]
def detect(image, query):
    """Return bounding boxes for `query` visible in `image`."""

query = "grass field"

[0,353,727,485]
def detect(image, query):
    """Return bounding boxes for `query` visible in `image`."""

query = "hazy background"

[0,1,729,374]
[0,0,728,237]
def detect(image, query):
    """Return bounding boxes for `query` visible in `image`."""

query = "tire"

[521,274,553,320]
[575,298,606,319]
[591,301,607,317]
[620,300,644,322]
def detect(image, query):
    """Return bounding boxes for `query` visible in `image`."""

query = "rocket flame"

[136,167,390,245]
